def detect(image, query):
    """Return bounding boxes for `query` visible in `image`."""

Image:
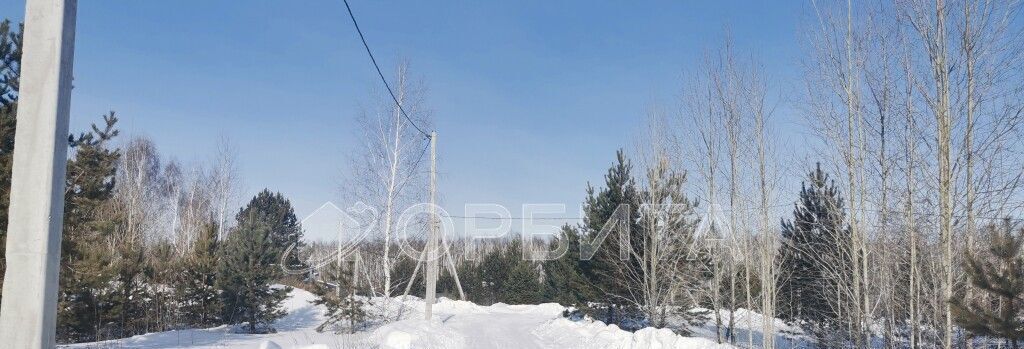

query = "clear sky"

[0,0,811,239]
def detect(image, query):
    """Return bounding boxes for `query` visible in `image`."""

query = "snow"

[683,308,810,349]
[367,297,572,349]
[61,286,739,349]
[257,341,282,349]
[534,318,732,349]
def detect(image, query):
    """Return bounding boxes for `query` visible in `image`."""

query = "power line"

[409,140,430,171]
[389,141,432,196]
[438,203,1024,222]
[443,215,584,221]
[341,0,430,139]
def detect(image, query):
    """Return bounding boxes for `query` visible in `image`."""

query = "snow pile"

[534,318,732,349]
[373,298,730,349]
[60,286,348,349]
[490,302,567,317]
[370,319,467,349]
[61,286,757,348]
[367,297,568,349]
[385,295,494,315]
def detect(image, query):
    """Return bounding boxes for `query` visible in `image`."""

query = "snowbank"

[60,286,756,348]
[534,317,733,349]
[370,319,467,349]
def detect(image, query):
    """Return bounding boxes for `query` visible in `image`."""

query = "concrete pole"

[424,132,438,320]
[444,243,465,300]
[0,0,78,347]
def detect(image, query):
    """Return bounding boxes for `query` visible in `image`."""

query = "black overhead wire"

[391,141,432,195]
[440,202,1024,221]
[443,215,584,220]
[342,0,431,140]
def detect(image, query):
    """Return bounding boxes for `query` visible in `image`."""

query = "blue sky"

[1,0,810,238]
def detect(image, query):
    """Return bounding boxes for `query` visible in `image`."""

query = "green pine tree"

[144,240,178,333]
[436,262,466,300]
[542,225,595,307]
[0,18,22,300]
[951,220,1024,348]
[235,189,304,271]
[311,259,366,334]
[479,243,513,304]
[503,261,542,305]
[177,221,223,327]
[218,210,289,333]
[451,262,482,303]
[581,150,641,324]
[637,157,700,328]
[57,113,121,342]
[107,227,149,338]
[391,256,424,297]
[778,163,853,334]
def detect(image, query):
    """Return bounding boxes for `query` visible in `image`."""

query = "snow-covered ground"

[683,308,810,349]
[60,287,764,348]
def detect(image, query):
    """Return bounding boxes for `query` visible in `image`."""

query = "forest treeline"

[0,19,306,342]
[0,0,1024,347]
[325,1,1024,347]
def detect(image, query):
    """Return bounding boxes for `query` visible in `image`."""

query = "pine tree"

[581,150,641,324]
[451,262,483,303]
[503,261,542,305]
[218,210,289,333]
[144,240,178,333]
[635,156,699,328]
[778,163,853,332]
[107,227,149,338]
[57,113,121,342]
[951,220,1024,348]
[311,260,366,334]
[101,134,162,339]
[391,256,424,297]
[235,189,304,271]
[437,262,468,300]
[177,221,223,327]
[478,245,511,305]
[0,18,22,300]
[543,225,595,307]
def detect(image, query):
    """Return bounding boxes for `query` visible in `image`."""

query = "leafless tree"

[210,137,240,241]
[342,61,432,299]
[622,110,702,328]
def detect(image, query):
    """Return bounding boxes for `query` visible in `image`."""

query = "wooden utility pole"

[0,0,78,347]
[424,131,438,320]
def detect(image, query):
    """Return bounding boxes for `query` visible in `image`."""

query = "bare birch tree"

[343,61,432,299]
[625,110,702,328]
[210,137,239,241]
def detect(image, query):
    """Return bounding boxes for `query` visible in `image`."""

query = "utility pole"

[396,132,463,320]
[0,0,78,347]
[424,131,438,320]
